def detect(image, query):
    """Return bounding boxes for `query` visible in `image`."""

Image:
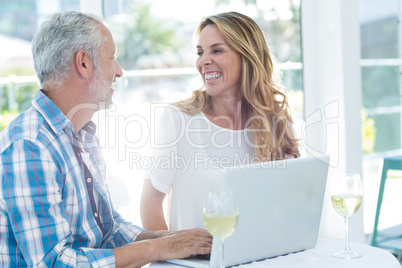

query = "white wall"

[301,0,365,243]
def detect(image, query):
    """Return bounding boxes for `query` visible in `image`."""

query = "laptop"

[166,155,329,268]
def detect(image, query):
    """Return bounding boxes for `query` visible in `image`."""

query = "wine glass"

[330,173,363,259]
[203,190,239,268]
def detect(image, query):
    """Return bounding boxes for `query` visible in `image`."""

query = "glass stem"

[344,216,351,252]
[219,238,225,268]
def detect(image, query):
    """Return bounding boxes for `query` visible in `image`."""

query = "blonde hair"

[174,12,300,161]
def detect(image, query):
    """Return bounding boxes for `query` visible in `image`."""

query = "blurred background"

[0,0,401,256]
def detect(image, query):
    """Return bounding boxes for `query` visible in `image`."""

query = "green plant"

[362,109,376,154]
[0,109,18,132]
[108,2,181,70]
[0,82,38,113]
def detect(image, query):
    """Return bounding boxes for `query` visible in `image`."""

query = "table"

[150,240,400,268]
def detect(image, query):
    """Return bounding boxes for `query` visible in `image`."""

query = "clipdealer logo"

[95,103,281,162]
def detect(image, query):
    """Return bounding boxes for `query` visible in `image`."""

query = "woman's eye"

[212,49,223,54]
[197,51,204,56]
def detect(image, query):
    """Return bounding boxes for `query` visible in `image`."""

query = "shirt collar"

[32,90,70,135]
[32,90,97,138]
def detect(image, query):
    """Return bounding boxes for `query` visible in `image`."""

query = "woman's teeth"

[205,72,222,80]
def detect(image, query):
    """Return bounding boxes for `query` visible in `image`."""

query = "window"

[359,0,402,154]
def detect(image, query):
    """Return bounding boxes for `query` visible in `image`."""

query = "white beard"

[89,67,113,110]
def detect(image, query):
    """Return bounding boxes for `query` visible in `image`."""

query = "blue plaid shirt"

[0,90,143,267]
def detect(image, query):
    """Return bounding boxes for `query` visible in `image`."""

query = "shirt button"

[94,212,98,217]
[87,178,92,183]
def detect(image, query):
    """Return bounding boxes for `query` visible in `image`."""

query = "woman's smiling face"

[196,24,242,98]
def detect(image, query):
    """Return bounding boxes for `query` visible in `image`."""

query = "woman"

[140,11,300,231]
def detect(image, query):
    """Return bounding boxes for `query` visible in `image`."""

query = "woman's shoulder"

[153,104,204,128]
[158,104,203,119]
[155,103,186,115]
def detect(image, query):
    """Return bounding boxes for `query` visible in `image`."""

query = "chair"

[371,156,402,258]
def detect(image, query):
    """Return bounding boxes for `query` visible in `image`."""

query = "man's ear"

[75,50,93,79]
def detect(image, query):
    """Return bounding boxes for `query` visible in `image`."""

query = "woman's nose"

[199,53,212,66]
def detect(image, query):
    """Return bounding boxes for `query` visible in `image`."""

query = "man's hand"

[114,228,212,268]
[153,228,212,261]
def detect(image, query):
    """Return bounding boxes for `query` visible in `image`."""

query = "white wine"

[331,194,363,217]
[203,213,239,238]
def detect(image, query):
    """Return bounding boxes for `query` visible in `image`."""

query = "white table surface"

[150,239,401,268]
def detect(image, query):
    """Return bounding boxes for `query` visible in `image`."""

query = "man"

[0,11,211,267]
